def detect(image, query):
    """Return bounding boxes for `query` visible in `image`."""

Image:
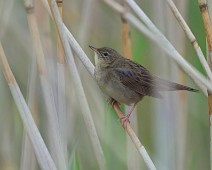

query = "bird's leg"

[107,97,120,107]
[120,102,137,128]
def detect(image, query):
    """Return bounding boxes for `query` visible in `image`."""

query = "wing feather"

[112,67,162,98]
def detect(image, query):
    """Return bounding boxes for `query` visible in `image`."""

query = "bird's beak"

[89,45,98,52]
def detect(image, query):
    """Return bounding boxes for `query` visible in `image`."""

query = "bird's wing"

[112,67,162,98]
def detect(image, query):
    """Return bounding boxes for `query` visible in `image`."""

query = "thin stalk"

[121,10,132,58]
[150,1,177,169]
[209,0,212,166]
[167,0,189,169]
[48,0,106,169]
[198,1,212,169]
[24,0,67,169]
[166,0,212,82]
[0,42,56,170]
[150,0,163,168]
[64,25,95,76]
[56,0,68,164]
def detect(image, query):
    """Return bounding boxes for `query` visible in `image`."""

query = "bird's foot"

[107,97,120,107]
[120,114,130,129]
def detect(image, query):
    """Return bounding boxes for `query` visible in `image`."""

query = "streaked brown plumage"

[89,45,198,127]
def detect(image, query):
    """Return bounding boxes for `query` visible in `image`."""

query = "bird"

[89,45,198,128]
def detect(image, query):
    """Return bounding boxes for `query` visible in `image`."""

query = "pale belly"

[95,70,142,105]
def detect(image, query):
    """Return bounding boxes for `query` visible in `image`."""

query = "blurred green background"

[0,0,210,170]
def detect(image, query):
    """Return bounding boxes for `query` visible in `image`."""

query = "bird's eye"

[103,52,109,57]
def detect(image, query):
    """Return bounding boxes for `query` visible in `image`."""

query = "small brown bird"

[89,45,198,127]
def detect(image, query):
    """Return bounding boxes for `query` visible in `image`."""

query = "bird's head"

[89,45,120,67]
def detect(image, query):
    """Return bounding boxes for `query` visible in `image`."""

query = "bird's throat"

[94,52,99,66]
[94,52,106,69]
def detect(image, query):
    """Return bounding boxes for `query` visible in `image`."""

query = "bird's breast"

[94,68,141,105]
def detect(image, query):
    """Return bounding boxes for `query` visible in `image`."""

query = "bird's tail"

[154,77,199,92]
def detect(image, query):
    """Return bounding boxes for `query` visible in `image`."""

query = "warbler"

[89,45,198,127]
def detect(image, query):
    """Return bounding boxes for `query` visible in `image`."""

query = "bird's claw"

[120,114,130,129]
[107,97,130,128]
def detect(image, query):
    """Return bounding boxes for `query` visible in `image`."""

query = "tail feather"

[168,82,199,92]
[154,77,199,92]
